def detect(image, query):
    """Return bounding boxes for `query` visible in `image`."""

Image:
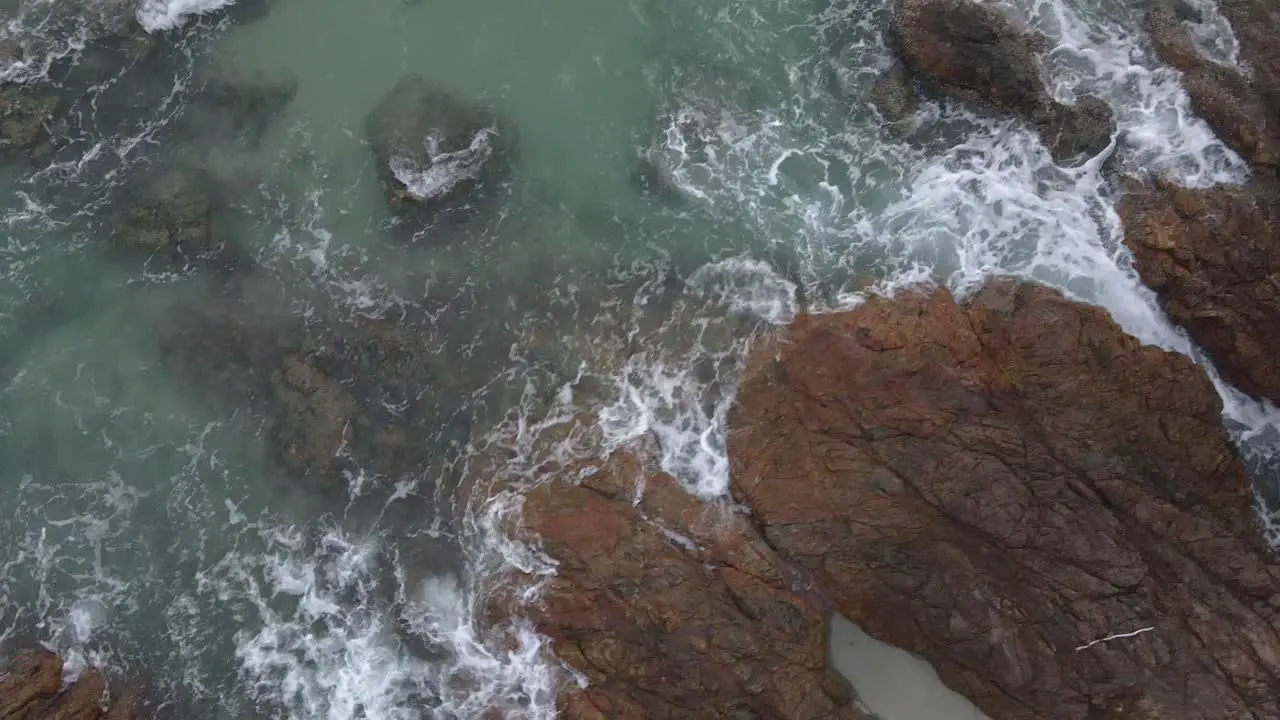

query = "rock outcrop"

[508,450,872,720]
[1121,178,1280,404]
[365,75,515,223]
[155,279,501,492]
[891,0,1114,164]
[1145,0,1280,171]
[729,279,1280,719]
[1123,0,1280,404]
[0,648,147,720]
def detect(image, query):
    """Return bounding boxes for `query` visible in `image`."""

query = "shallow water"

[1,0,1278,718]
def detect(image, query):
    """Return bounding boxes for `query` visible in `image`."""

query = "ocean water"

[0,0,1277,718]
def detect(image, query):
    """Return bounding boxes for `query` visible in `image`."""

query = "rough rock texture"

[868,63,918,126]
[0,648,145,720]
[511,450,871,720]
[1125,0,1280,404]
[892,0,1114,163]
[365,75,515,221]
[155,277,500,491]
[1145,0,1280,171]
[1121,178,1280,404]
[730,279,1280,719]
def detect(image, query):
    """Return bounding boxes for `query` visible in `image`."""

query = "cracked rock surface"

[1120,0,1280,405]
[729,278,1280,719]
[503,278,1278,719]
[509,450,871,720]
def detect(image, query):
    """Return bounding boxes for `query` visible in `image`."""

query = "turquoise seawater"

[0,0,1276,718]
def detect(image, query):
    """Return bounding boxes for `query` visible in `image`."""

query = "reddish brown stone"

[0,651,147,720]
[510,451,869,720]
[43,669,106,720]
[0,648,63,718]
[1127,0,1280,405]
[730,279,1280,719]
[1121,178,1280,404]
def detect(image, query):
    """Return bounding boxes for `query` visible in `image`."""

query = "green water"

[0,0,882,716]
[1,0,1276,718]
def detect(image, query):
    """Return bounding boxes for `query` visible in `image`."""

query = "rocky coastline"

[501,0,1280,717]
[0,648,149,720]
[1,0,1279,717]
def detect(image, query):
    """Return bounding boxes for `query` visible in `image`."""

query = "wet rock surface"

[1121,178,1280,404]
[867,62,918,126]
[1145,0,1280,171]
[1125,0,1280,404]
[0,648,147,720]
[365,74,516,224]
[508,450,872,720]
[891,0,1114,164]
[728,278,1280,719]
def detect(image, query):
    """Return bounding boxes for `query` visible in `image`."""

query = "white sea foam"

[137,0,237,32]
[629,0,1279,507]
[595,258,795,497]
[390,129,496,202]
[197,517,558,720]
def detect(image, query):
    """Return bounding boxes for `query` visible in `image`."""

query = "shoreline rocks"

[503,450,872,720]
[504,278,1279,719]
[1120,178,1280,405]
[1121,0,1280,405]
[729,279,1280,719]
[0,647,148,720]
[890,0,1114,164]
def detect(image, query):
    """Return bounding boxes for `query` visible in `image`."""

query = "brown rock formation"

[1124,0,1280,404]
[891,0,1114,164]
[1145,0,1280,171]
[1121,178,1280,404]
[730,279,1280,719]
[508,450,872,720]
[0,648,145,720]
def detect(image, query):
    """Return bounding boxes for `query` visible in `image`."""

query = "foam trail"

[598,258,796,497]
[137,0,237,31]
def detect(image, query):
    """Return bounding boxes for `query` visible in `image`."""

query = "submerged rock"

[113,170,212,252]
[890,0,1114,164]
[1121,178,1280,404]
[184,63,299,146]
[111,168,244,272]
[0,647,148,720]
[868,62,918,126]
[270,353,358,483]
[729,278,1279,719]
[506,450,872,720]
[365,75,515,224]
[0,85,63,160]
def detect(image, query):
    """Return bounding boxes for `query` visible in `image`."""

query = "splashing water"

[2,0,1278,717]
[137,0,240,32]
